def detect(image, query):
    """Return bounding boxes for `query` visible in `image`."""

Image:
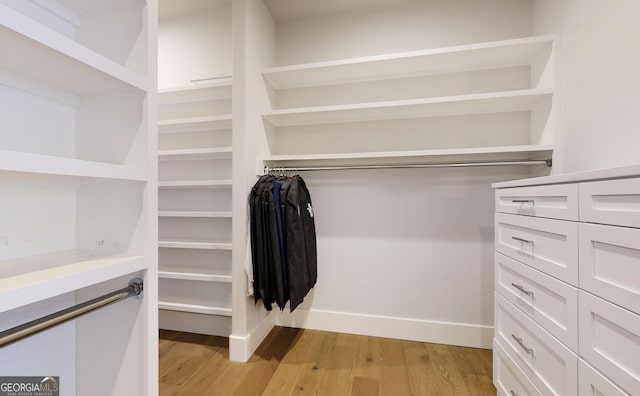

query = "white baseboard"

[275,309,493,349]
[229,312,276,362]
[159,310,231,337]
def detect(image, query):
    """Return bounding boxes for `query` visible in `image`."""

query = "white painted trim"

[275,309,493,349]
[229,311,276,362]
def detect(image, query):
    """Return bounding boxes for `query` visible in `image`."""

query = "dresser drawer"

[495,292,578,396]
[495,213,579,285]
[578,359,627,396]
[494,338,542,396]
[496,184,579,220]
[495,253,578,351]
[579,223,640,315]
[580,177,640,228]
[579,290,640,395]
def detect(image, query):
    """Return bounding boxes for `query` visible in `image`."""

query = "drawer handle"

[511,334,534,354]
[511,283,534,297]
[512,199,534,205]
[512,236,534,245]
[510,391,518,396]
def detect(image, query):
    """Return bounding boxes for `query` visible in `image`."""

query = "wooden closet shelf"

[158,180,233,189]
[159,267,232,282]
[158,211,233,218]
[158,239,233,250]
[159,78,233,104]
[0,149,147,181]
[263,89,553,127]
[263,35,554,90]
[0,251,146,314]
[0,5,147,95]
[158,115,232,134]
[158,301,232,316]
[158,147,233,161]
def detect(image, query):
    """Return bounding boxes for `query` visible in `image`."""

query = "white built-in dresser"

[492,165,640,395]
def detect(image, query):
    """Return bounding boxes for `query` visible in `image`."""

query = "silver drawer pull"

[511,283,534,296]
[510,391,518,396]
[511,334,534,354]
[512,199,534,204]
[512,236,534,245]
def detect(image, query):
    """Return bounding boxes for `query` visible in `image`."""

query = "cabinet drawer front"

[579,223,640,315]
[578,359,627,396]
[494,338,542,396]
[496,184,579,220]
[580,178,640,228]
[495,253,578,351]
[494,293,578,396]
[579,291,640,395]
[495,213,579,285]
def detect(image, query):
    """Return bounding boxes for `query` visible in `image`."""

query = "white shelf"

[265,145,554,166]
[0,4,147,94]
[159,266,232,282]
[263,89,553,127]
[159,78,233,104]
[159,211,232,218]
[0,251,146,313]
[0,149,147,181]
[263,35,554,90]
[158,301,232,316]
[158,239,233,250]
[158,115,232,134]
[158,179,233,188]
[158,147,233,161]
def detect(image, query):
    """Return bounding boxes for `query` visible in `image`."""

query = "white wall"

[533,0,640,173]
[275,0,533,65]
[158,5,232,88]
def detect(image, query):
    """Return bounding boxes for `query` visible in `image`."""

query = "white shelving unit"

[157,0,233,337]
[261,35,556,167]
[0,0,157,394]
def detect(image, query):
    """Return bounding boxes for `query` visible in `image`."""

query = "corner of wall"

[229,310,276,362]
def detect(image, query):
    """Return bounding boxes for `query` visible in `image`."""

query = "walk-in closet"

[1,0,639,395]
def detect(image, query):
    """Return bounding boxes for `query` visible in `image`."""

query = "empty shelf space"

[158,180,233,188]
[0,5,147,94]
[159,211,232,218]
[159,77,233,104]
[158,147,233,161]
[158,301,232,316]
[265,145,554,166]
[0,149,147,180]
[158,239,232,250]
[0,251,146,313]
[263,89,553,127]
[158,115,232,133]
[159,266,232,282]
[263,35,554,89]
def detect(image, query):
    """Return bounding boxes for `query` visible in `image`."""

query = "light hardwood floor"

[159,327,496,395]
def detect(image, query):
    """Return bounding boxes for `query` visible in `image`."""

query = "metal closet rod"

[0,279,143,348]
[265,158,552,173]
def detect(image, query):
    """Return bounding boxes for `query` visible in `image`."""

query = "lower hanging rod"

[0,278,143,348]
[265,158,552,173]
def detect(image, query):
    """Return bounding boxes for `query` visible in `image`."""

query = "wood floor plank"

[380,337,411,396]
[160,333,224,386]
[261,329,323,396]
[322,333,359,396]
[158,327,496,396]
[352,376,380,396]
[290,330,338,394]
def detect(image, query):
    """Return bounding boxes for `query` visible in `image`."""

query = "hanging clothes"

[248,174,317,312]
